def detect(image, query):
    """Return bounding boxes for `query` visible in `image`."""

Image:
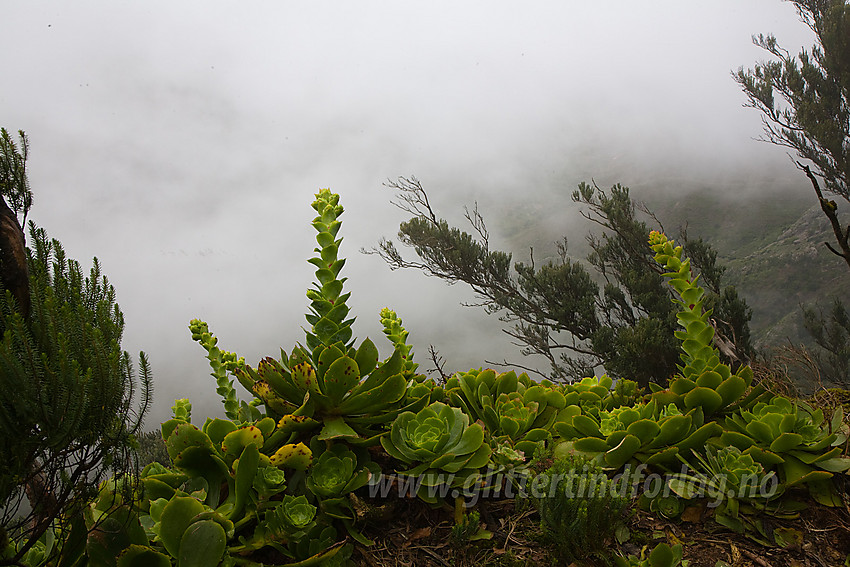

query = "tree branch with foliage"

[803,298,850,386]
[368,177,752,386]
[735,0,850,268]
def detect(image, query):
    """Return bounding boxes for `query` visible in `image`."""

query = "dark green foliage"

[0,223,152,564]
[135,430,171,469]
[532,454,630,563]
[803,298,850,386]
[450,510,490,547]
[737,0,850,388]
[736,0,850,268]
[736,0,850,203]
[0,128,33,220]
[372,177,752,385]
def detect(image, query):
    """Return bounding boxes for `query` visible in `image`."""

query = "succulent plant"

[152,408,313,530]
[404,373,446,406]
[489,441,528,470]
[561,375,615,410]
[253,463,287,500]
[305,189,353,351]
[229,339,416,444]
[170,398,192,423]
[283,524,353,566]
[134,189,424,564]
[207,191,432,444]
[720,395,850,505]
[380,307,419,376]
[648,231,757,418]
[381,401,491,500]
[307,442,376,499]
[554,397,721,471]
[609,378,643,407]
[638,492,686,520]
[668,446,775,534]
[273,494,318,535]
[189,319,245,421]
[614,543,688,567]
[446,368,567,457]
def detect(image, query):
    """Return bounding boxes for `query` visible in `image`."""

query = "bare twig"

[427,345,451,383]
[483,358,548,380]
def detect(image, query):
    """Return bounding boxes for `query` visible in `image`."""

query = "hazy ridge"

[492,181,850,352]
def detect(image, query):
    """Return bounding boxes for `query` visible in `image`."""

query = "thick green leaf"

[604,434,641,468]
[117,545,171,567]
[338,374,407,415]
[720,430,756,450]
[231,443,260,520]
[292,362,320,395]
[323,356,361,405]
[670,377,697,396]
[715,375,747,406]
[354,337,380,376]
[626,419,661,445]
[177,520,226,567]
[142,478,177,502]
[815,456,850,472]
[648,542,674,567]
[317,416,360,440]
[695,370,723,389]
[450,422,485,456]
[743,446,785,467]
[745,420,776,445]
[648,415,692,448]
[677,422,722,455]
[316,344,345,384]
[684,386,723,416]
[221,426,264,458]
[642,445,680,467]
[495,370,518,397]
[159,496,205,558]
[269,442,313,470]
[806,478,843,507]
[781,456,832,488]
[166,423,215,462]
[572,414,603,438]
[770,432,804,453]
[203,418,238,446]
[573,436,610,453]
[462,442,493,470]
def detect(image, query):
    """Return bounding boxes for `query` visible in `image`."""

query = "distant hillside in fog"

[492,181,849,353]
[650,190,850,349]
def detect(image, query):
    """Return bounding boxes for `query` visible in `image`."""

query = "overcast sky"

[1,2,816,426]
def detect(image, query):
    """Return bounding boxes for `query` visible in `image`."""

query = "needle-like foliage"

[0,131,151,565]
[736,0,850,268]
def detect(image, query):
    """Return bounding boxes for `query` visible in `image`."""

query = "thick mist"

[0,2,817,425]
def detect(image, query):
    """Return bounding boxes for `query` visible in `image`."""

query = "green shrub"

[532,454,630,562]
[135,430,170,469]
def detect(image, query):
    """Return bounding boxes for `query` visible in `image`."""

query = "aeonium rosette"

[381,402,491,500]
[306,443,377,499]
[267,495,317,538]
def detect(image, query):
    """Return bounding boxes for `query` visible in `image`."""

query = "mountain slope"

[649,191,850,348]
[491,184,849,351]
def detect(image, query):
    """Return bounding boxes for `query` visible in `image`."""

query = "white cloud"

[0,0,816,423]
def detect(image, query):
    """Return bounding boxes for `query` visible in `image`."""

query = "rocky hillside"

[491,183,849,352]
[650,190,850,349]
